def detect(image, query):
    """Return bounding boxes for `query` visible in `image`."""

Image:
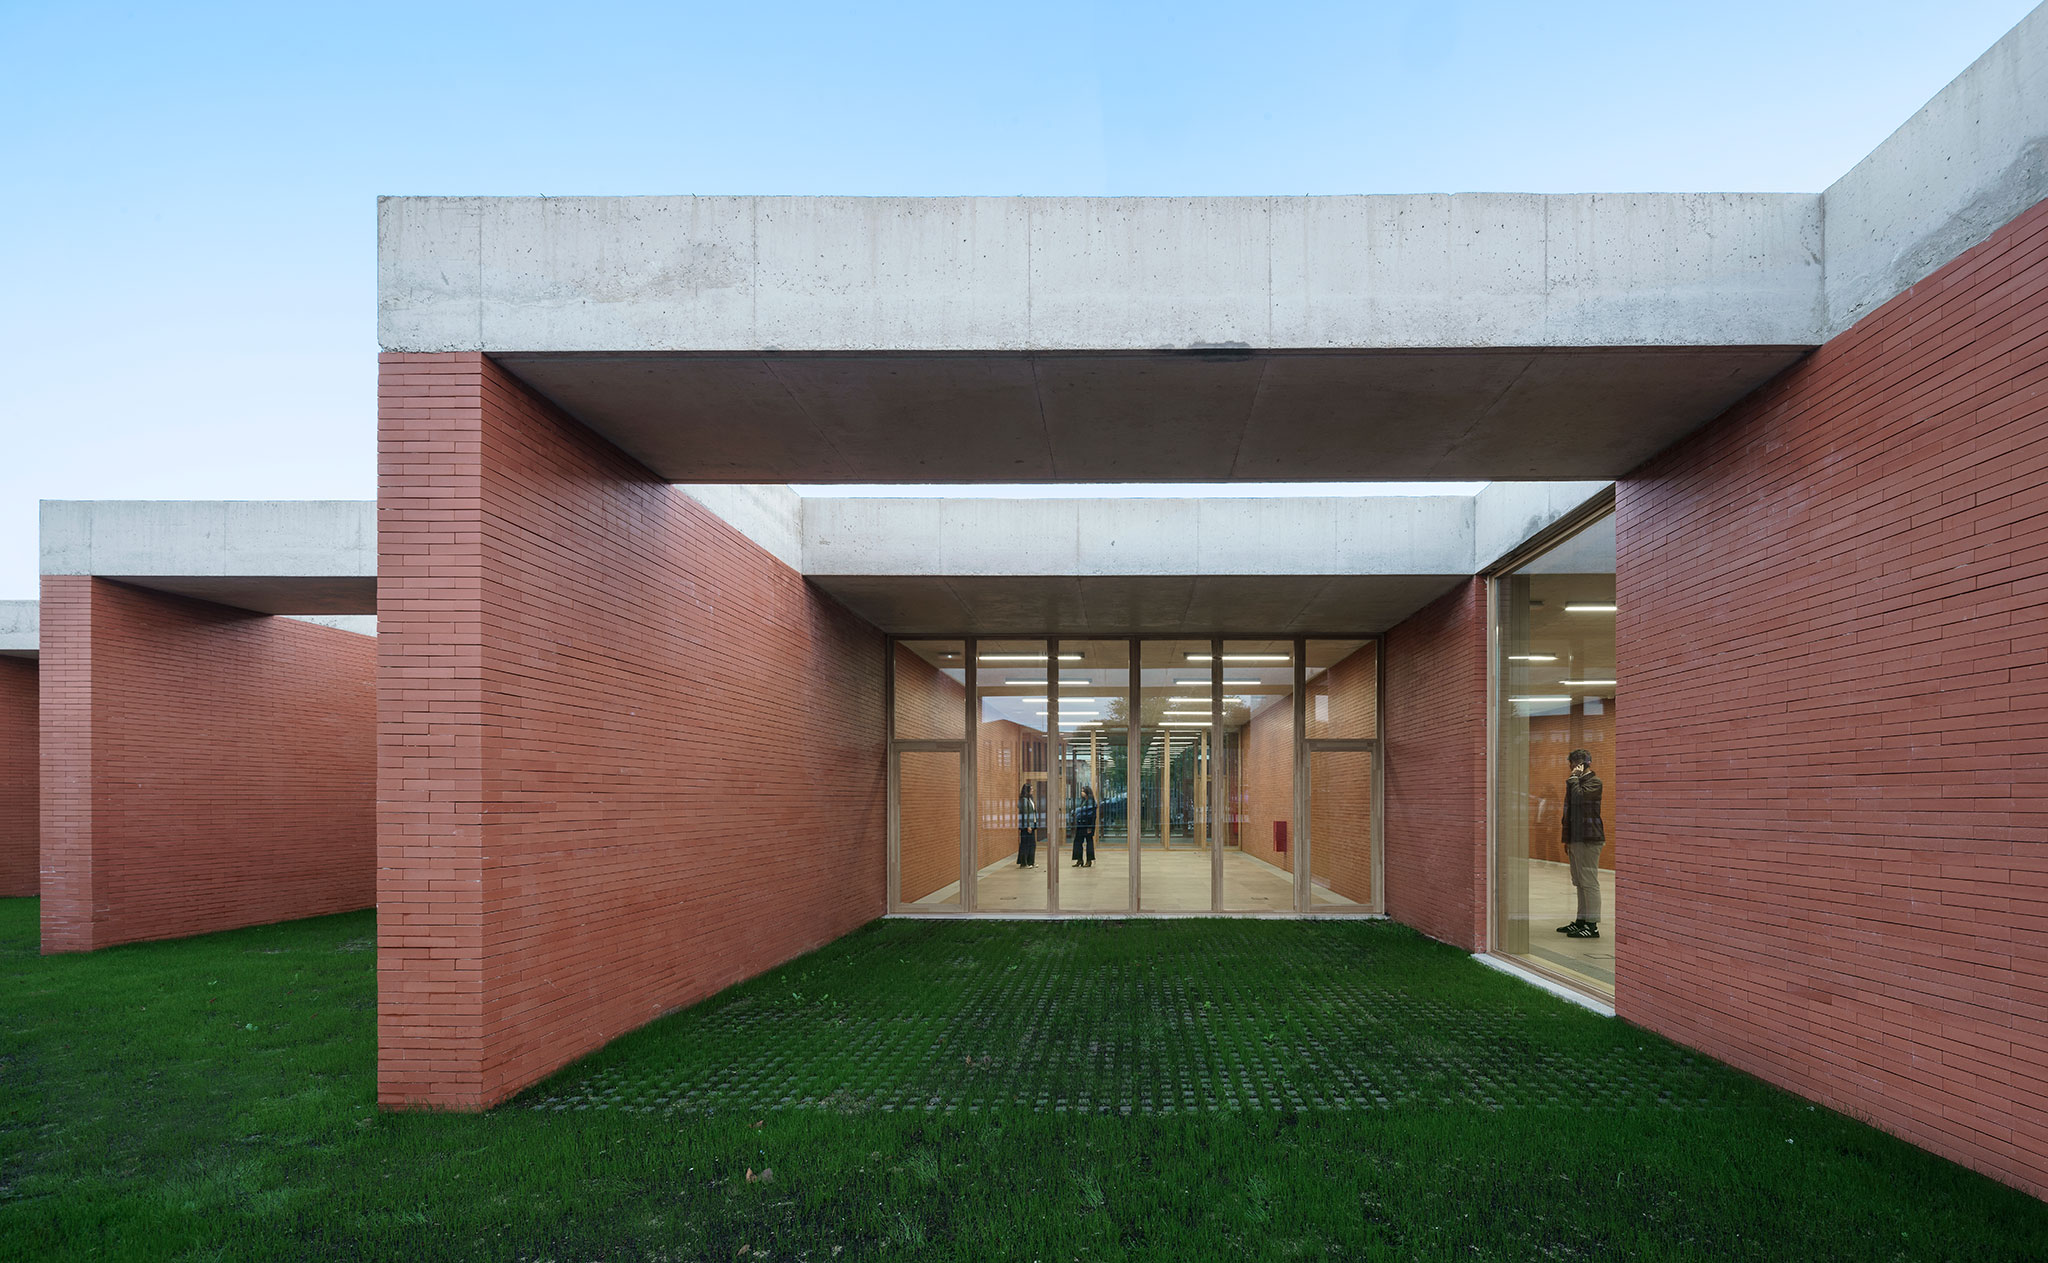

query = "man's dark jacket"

[1563,771,1605,846]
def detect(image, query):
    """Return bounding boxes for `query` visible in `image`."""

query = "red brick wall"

[378,352,886,1110]
[38,578,374,952]
[1381,579,1488,951]
[1308,643,1379,903]
[1616,198,2048,1197]
[0,657,37,898]
[975,718,1040,870]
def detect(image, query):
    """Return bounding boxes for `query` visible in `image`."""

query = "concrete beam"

[41,501,377,615]
[382,194,1826,355]
[802,494,1477,577]
[1825,5,2048,335]
[0,600,36,659]
[1473,481,1613,570]
[678,484,803,571]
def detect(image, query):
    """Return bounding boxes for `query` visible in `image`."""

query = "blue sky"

[0,0,2037,599]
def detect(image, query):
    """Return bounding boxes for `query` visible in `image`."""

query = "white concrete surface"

[0,600,36,658]
[678,483,803,571]
[380,194,1827,354]
[802,485,1607,579]
[1472,482,1613,570]
[1825,4,2048,335]
[41,501,377,615]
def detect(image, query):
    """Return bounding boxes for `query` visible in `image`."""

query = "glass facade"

[890,636,1381,916]
[1493,512,1618,998]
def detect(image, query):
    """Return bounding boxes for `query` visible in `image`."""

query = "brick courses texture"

[378,353,886,1110]
[1381,579,1489,951]
[0,657,36,897]
[38,578,373,952]
[1616,197,2048,1197]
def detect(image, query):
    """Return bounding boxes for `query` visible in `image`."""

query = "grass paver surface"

[0,897,2042,1260]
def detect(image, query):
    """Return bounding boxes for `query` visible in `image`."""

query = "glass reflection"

[1495,513,1618,997]
[974,640,1051,911]
[1218,640,1296,912]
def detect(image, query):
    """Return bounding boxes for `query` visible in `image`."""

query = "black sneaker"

[1556,920,1582,934]
[1565,922,1601,939]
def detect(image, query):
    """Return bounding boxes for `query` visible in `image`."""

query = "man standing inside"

[1558,748,1606,939]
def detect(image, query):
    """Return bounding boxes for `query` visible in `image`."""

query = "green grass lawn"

[0,898,2043,1261]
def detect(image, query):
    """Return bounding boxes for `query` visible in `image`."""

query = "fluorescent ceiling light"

[1510,695,1571,703]
[980,653,1082,662]
[1000,679,1095,688]
[1174,678,1261,687]
[1038,710,1100,716]
[1507,654,1558,663]
[1185,653,1289,663]
[1162,720,1213,727]
[1558,679,1617,687]
[1564,604,1618,613]
[1167,697,1213,704]
[1162,710,1209,718]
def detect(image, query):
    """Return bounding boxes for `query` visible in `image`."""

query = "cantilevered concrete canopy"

[382,193,1825,482]
[41,501,377,616]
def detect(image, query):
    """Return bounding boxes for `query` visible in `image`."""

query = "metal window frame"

[1482,490,1620,997]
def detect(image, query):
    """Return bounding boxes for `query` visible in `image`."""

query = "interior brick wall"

[1381,578,1489,951]
[38,578,374,952]
[378,352,886,1110]
[976,717,1041,871]
[0,658,38,898]
[1616,198,2048,1197]
[1232,697,1294,873]
[894,646,965,904]
[1524,708,1618,870]
[1308,643,1380,904]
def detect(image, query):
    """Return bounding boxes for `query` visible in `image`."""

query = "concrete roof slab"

[42,501,377,615]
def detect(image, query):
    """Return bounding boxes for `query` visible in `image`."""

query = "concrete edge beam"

[0,599,37,658]
[1824,4,2048,335]
[380,193,1828,354]
[42,500,377,580]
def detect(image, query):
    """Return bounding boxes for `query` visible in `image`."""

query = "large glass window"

[973,639,1052,912]
[891,641,966,909]
[1305,640,1377,911]
[1494,513,1618,998]
[1138,640,1215,911]
[887,634,1382,917]
[1055,641,1130,912]
[1218,641,1297,911]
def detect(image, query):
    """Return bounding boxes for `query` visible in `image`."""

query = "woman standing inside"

[1071,786,1098,867]
[1016,781,1039,867]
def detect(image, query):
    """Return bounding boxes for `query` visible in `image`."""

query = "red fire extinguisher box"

[1274,820,1289,853]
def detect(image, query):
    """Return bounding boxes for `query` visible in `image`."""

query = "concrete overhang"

[797,481,1607,635]
[382,193,1821,483]
[41,501,377,615]
[0,600,36,659]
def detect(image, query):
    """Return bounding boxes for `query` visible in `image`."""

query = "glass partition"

[1138,640,1215,911]
[1494,513,1618,997]
[1056,640,1130,912]
[973,639,1051,911]
[1305,640,1377,910]
[1218,640,1296,911]
[897,749,961,906]
[893,641,965,739]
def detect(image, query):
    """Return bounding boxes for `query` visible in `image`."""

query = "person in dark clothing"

[1070,786,1098,867]
[1558,748,1606,939]
[1017,782,1039,867]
